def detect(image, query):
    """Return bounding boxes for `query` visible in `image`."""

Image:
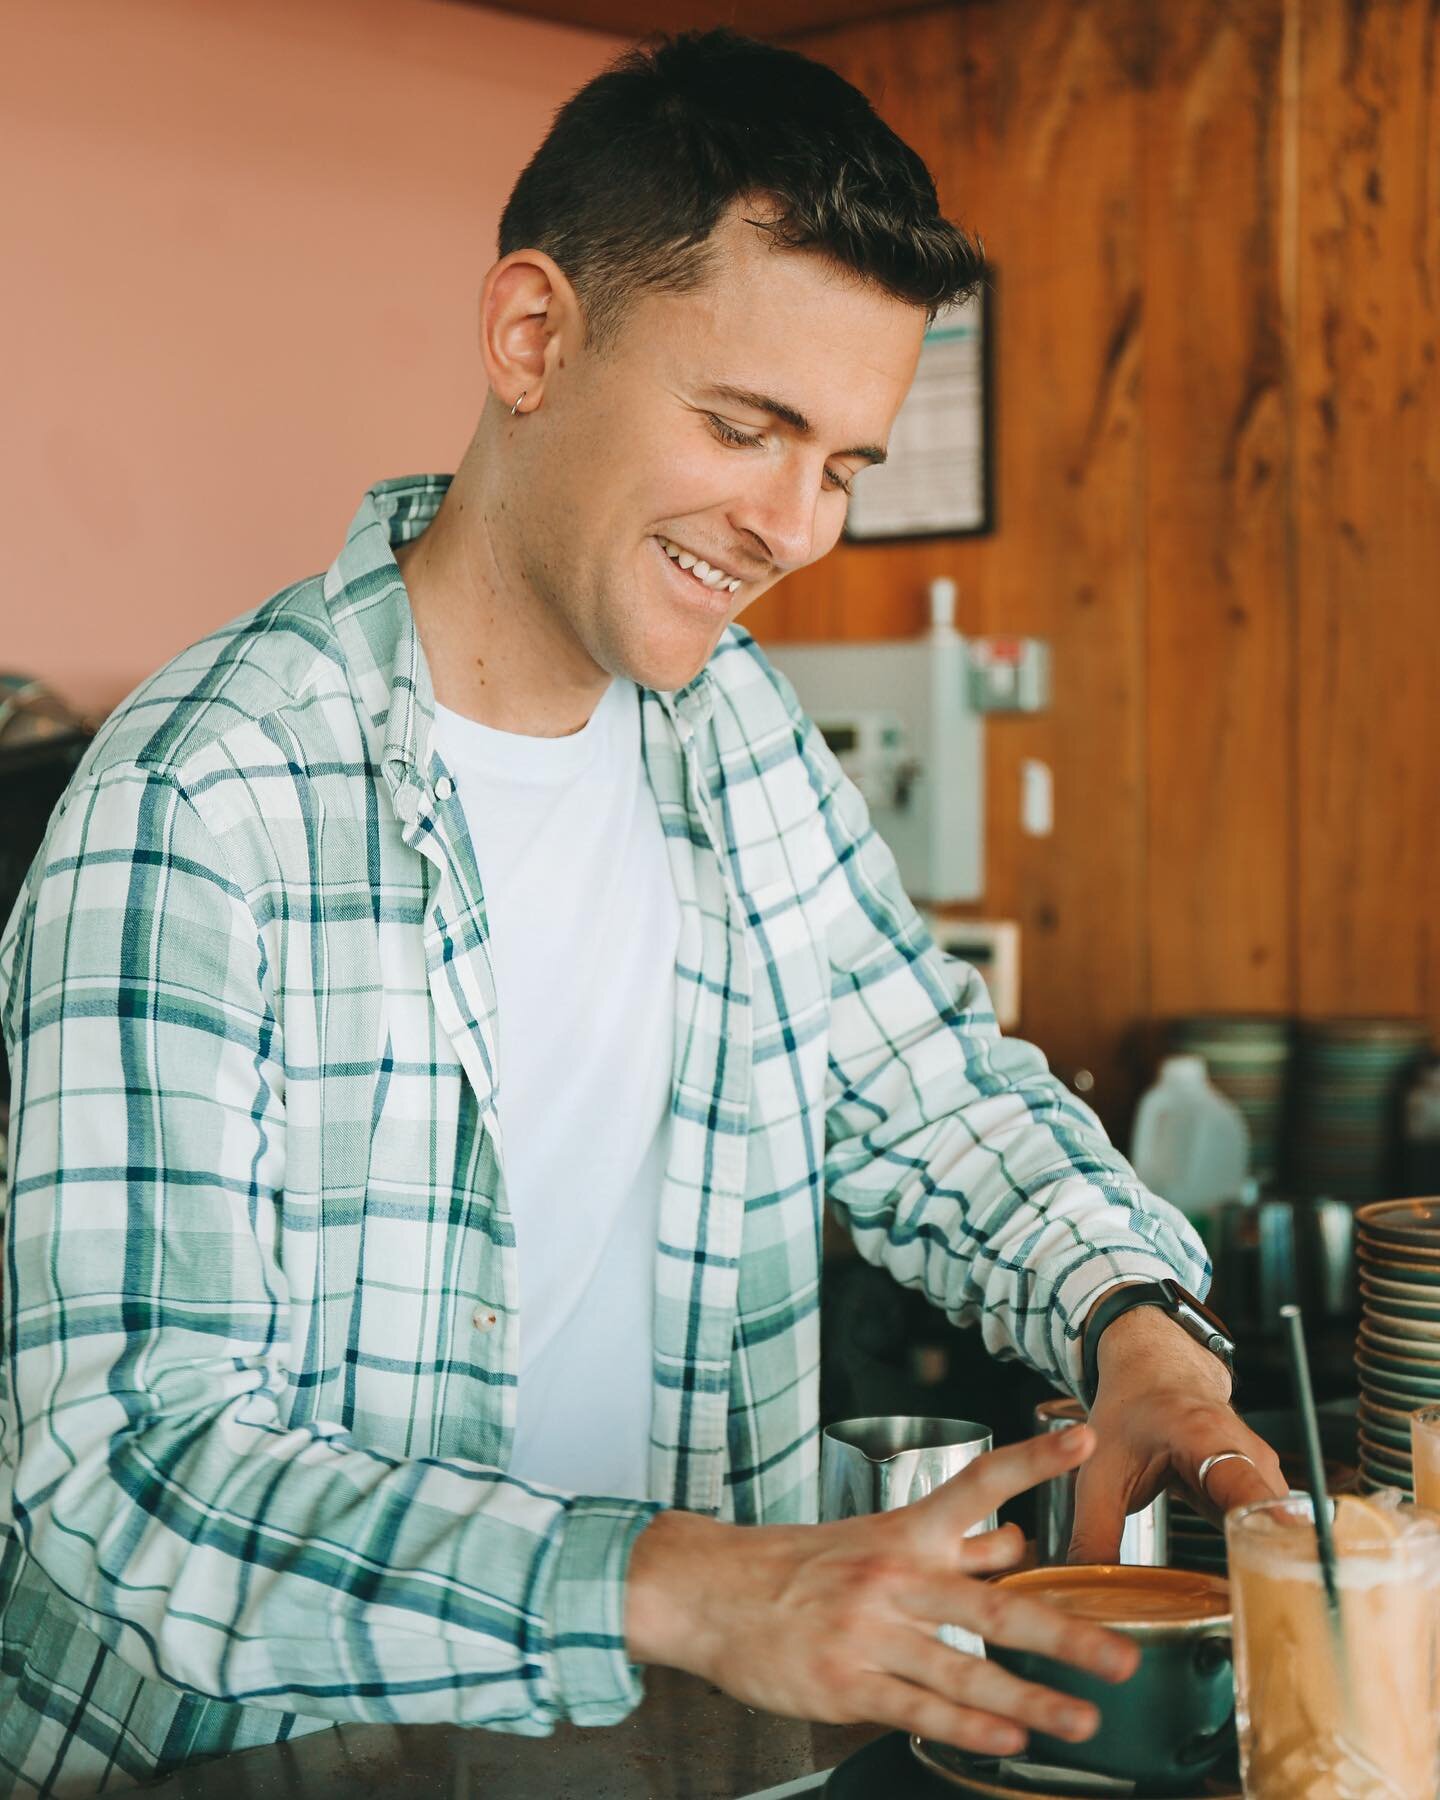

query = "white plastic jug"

[1130,1054,1250,1222]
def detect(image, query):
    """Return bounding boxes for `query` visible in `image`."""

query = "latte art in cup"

[1023,1569,1231,1625]
[987,1566,1234,1793]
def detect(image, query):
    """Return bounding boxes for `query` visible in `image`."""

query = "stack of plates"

[1287,1019,1430,1200]
[1170,1016,1292,1188]
[1354,1199,1440,1490]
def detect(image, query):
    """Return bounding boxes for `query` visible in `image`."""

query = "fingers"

[1067,1439,1168,1565]
[1065,1396,1289,1546]
[1185,1427,1289,1525]
[900,1572,1139,1686]
[884,1626,1103,1744]
[977,1585,1139,1684]
[1066,1446,1131,1565]
[958,1522,1027,1575]
[913,1426,1096,1545]
[844,1673,1030,1759]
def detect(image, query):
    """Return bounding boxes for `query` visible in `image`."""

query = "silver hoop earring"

[510,391,527,417]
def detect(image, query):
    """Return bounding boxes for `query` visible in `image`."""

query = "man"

[0,29,1282,1798]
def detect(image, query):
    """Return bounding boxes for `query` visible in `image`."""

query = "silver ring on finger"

[1197,1450,1255,1493]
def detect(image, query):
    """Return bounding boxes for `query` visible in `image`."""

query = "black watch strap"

[1080,1279,1235,1407]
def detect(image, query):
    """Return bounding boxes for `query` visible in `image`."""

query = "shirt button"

[472,1307,498,1334]
[434,775,455,801]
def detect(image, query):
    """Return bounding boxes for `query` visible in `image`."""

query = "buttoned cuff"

[548,1496,663,1727]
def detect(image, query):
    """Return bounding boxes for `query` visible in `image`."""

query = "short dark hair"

[498,29,984,346]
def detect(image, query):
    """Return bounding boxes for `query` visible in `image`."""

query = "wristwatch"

[1080,1279,1236,1407]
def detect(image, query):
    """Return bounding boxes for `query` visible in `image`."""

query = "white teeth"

[659,537,739,592]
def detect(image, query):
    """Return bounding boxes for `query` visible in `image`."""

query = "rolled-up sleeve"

[0,767,656,1731]
[792,714,1209,1396]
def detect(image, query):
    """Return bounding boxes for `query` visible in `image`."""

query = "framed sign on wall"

[843,281,994,542]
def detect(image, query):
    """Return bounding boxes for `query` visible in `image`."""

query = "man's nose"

[732,460,831,573]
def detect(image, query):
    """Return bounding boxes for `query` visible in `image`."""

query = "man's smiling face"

[512,207,928,693]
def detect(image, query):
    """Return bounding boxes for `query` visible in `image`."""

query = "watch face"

[1167,1283,1235,1352]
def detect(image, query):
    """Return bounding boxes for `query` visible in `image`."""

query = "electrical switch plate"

[1021,758,1053,837]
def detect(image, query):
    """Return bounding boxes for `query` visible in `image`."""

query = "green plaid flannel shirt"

[0,476,1207,1796]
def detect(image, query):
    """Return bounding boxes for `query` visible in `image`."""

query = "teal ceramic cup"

[987,1565,1234,1795]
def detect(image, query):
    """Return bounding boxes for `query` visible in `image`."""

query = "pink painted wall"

[0,0,623,717]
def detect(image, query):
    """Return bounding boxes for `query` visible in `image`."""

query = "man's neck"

[396,455,609,740]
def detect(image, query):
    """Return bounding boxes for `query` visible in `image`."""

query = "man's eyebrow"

[704,383,888,465]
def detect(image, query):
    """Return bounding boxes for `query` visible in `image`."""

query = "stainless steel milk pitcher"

[820,1414,995,1519]
[820,1415,997,1658]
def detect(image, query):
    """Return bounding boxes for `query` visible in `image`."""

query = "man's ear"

[479,249,581,417]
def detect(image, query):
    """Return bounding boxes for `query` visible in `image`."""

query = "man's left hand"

[1067,1302,1288,1564]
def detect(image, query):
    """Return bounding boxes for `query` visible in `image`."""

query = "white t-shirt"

[431,679,679,1500]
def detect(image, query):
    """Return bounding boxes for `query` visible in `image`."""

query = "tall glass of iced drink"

[1411,1406,1440,1514]
[1225,1491,1440,1799]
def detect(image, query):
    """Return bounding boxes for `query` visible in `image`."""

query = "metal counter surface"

[133,1669,882,1799]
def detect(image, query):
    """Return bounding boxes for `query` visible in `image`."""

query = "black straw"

[1280,1303,1342,1625]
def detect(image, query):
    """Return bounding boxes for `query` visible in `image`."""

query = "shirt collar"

[323,476,446,798]
[324,475,717,780]
[664,667,716,731]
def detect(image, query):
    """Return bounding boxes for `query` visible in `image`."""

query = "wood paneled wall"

[747,0,1440,1137]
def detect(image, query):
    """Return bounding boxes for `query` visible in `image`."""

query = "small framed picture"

[843,280,994,542]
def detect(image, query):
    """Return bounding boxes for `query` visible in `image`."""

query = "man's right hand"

[624,1424,1139,1758]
